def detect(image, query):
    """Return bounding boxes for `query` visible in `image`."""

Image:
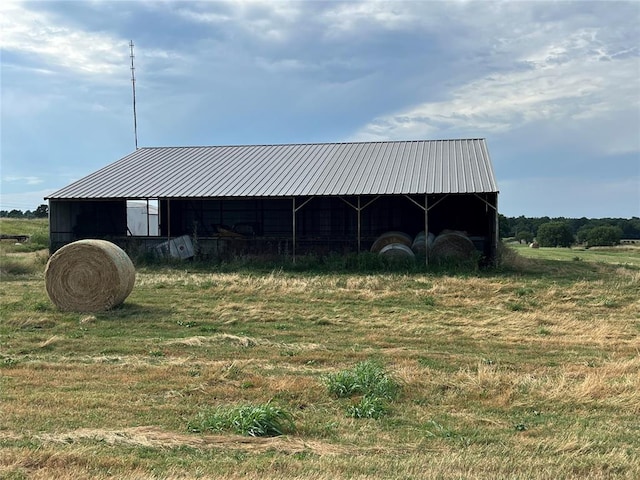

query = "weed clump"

[347,395,389,419]
[324,360,400,419]
[188,403,294,437]
[325,360,400,400]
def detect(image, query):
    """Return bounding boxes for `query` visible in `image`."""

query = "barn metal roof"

[46,139,498,200]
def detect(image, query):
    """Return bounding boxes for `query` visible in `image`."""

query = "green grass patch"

[511,242,640,267]
[324,360,400,400]
[0,218,48,236]
[324,360,401,419]
[187,403,295,437]
[346,395,390,419]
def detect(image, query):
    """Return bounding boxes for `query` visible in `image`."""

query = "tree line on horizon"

[1,205,49,219]
[499,214,640,247]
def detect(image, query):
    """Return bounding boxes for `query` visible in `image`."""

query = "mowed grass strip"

[0,246,639,479]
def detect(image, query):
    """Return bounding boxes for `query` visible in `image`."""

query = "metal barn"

[46,139,499,263]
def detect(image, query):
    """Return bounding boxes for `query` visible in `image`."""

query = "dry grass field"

[1,224,639,479]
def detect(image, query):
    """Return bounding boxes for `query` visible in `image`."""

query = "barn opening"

[126,199,159,236]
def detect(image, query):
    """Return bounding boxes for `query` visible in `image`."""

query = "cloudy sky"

[1,0,639,218]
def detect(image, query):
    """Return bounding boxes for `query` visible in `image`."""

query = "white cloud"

[174,8,232,25]
[350,16,640,155]
[319,1,420,36]
[0,1,128,80]
[173,0,302,43]
[3,176,44,186]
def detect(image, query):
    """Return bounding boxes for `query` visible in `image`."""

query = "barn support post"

[146,198,150,237]
[402,194,430,267]
[337,196,361,253]
[425,194,429,267]
[473,193,499,262]
[340,196,390,253]
[167,198,171,243]
[292,198,296,263]
[357,196,361,253]
[359,195,382,253]
[494,194,499,262]
[292,196,316,263]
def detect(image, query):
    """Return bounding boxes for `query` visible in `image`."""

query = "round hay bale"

[379,243,415,262]
[45,239,136,312]
[370,231,412,253]
[411,231,435,254]
[429,231,476,263]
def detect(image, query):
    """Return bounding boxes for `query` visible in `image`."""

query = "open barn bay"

[1,245,639,479]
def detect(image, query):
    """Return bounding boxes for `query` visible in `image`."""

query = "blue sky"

[1,0,639,218]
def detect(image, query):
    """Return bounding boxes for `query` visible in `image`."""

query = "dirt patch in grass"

[9,427,349,456]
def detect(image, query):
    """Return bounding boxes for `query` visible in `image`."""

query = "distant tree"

[576,225,591,244]
[534,217,551,235]
[513,216,534,238]
[34,204,49,218]
[515,230,534,244]
[536,221,574,247]
[620,217,640,239]
[0,210,8,218]
[585,226,622,247]
[567,217,590,235]
[7,209,24,218]
[498,214,512,239]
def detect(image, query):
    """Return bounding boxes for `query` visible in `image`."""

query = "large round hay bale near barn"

[370,231,412,253]
[45,239,136,312]
[429,231,476,264]
[379,243,415,262]
[411,231,435,254]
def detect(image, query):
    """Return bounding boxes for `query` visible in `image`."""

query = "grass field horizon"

[1,219,639,479]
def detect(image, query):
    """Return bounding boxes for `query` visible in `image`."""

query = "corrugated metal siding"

[47,139,498,199]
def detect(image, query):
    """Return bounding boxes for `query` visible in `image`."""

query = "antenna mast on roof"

[129,40,139,150]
